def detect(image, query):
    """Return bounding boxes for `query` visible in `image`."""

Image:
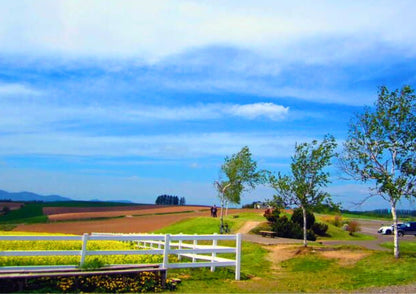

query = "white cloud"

[228,103,288,120]
[0,1,415,62]
[0,101,289,133]
[0,83,41,97]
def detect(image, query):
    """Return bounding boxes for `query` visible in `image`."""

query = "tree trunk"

[220,197,225,233]
[301,206,307,247]
[390,202,400,259]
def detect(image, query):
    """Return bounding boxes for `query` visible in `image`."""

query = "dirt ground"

[45,205,209,221]
[13,208,255,234]
[14,211,208,234]
[43,205,163,215]
[236,221,262,234]
[0,202,23,210]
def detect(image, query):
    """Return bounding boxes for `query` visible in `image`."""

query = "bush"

[263,208,280,223]
[311,222,328,236]
[291,208,315,229]
[271,216,306,239]
[346,220,361,235]
[307,229,317,241]
[320,215,344,227]
[332,215,343,227]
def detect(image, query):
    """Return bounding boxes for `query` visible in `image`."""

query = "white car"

[378,223,402,235]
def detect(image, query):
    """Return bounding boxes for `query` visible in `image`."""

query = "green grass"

[0,203,47,224]
[157,213,416,292]
[318,222,375,241]
[380,240,416,256]
[154,216,229,234]
[2,208,416,292]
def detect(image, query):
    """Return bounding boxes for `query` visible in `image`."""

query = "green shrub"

[271,216,302,239]
[306,229,317,241]
[263,208,280,223]
[311,222,328,236]
[291,208,315,229]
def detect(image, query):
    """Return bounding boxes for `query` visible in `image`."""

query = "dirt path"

[236,221,262,234]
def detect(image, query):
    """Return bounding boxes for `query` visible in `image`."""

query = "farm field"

[0,202,23,211]
[44,205,210,221]
[2,203,416,292]
[11,206,257,234]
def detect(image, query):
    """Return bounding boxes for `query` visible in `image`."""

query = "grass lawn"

[154,212,265,235]
[2,208,416,292]
[318,223,375,241]
[158,213,415,292]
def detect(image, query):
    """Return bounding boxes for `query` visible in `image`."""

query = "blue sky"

[0,0,415,210]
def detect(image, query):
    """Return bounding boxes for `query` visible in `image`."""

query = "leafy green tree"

[214,146,266,232]
[270,135,337,246]
[340,85,416,258]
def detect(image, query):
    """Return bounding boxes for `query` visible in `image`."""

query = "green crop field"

[0,201,143,227]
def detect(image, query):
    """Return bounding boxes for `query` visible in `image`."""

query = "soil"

[45,205,209,221]
[318,249,370,266]
[12,208,255,235]
[267,245,300,270]
[14,211,209,234]
[236,221,262,234]
[0,202,23,210]
[42,205,163,215]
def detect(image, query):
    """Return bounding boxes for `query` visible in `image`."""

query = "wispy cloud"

[0,101,289,133]
[0,83,41,97]
[0,131,308,159]
[1,1,415,62]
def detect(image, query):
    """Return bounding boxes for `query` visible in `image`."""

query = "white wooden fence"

[0,233,242,280]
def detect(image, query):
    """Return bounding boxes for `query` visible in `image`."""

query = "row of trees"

[155,195,186,205]
[215,85,415,259]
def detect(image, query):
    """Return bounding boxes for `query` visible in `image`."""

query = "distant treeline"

[342,209,416,217]
[155,195,186,205]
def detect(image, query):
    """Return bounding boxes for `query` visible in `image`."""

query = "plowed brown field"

[45,205,209,221]
[13,207,254,235]
[0,202,23,210]
[14,212,207,234]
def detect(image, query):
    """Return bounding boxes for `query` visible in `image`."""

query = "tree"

[214,146,266,232]
[340,85,416,258]
[270,135,337,247]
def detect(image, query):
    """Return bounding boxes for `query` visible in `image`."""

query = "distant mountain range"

[0,189,72,202]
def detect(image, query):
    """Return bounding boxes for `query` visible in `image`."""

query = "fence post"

[80,233,89,267]
[162,234,170,269]
[178,233,182,261]
[235,233,242,280]
[192,234,197,263]
[210,233,217,272]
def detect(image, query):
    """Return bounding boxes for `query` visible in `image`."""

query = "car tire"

[385,229,391,235]
[398,231,404,237]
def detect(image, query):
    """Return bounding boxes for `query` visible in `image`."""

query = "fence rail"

[0,233,242,280]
